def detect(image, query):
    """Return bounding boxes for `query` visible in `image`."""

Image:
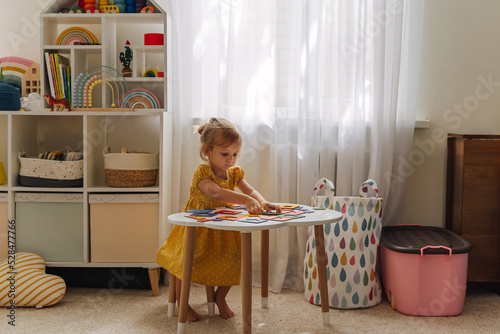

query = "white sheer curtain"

[164,0,424,292]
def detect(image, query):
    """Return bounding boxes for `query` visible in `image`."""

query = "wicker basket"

[103,147,159,187]
[18,151,83,187]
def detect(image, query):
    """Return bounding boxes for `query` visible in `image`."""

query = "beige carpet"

[1,283,499,334]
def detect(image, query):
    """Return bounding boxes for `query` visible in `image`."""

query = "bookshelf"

[0,0,173,295]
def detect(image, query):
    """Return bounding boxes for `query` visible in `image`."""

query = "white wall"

[0,0,49,61]
[2,0,498,227]
[402,0,500,226]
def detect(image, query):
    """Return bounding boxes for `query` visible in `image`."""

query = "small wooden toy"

[119,41,133,77]
[140,6,155,13]
[43,95,70,111]
[114,0,126,13]
[70,6,84,13]
[143,68,159,77]
[126,0,135,13]
[83,0,95,12]
[135,0,147,12]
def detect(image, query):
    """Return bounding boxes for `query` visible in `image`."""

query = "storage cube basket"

[103,146,159,187]
[18,152,83,187]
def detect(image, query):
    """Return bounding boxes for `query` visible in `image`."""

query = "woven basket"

[103,147,159,187]
[18,151,83,187]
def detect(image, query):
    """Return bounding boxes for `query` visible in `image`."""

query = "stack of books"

[44,52,71,103]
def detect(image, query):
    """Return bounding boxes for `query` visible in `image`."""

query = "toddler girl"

[157,117,281,322]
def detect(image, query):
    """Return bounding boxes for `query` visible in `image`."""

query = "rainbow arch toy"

[73,65,128,109]
[0,56,37,94]
[72,66,162,110]
[56,27,100,45]
[120,88,161,109]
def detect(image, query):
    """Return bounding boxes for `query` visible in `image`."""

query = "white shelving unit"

[0,0,173,295]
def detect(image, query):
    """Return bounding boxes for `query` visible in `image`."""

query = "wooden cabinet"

[446,134,500,282]
[0,1,173,295]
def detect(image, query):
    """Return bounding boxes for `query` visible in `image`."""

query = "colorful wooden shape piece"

[237,218,268,224]
[217,215,240,221]
[198,219,211,222]
[280,204,301,209]
[192,212,217,217]
[226,205,247,210]
[286,210,305,215]
[187,215,205,220]
[214,209,241,215]
[284,214,306,219]
[186,209,214,214]
[269,216,294,222]
[260,211,284,215]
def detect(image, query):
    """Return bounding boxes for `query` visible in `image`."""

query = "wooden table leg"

[168,273,177,317]
[261,230,269,308]
[206,286,215,316]
[178,226,197,334]
[148,268,160,296]
[242,232,252,334]
[313,225,330,325]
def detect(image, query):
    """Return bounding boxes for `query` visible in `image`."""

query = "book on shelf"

[44,52,71,103]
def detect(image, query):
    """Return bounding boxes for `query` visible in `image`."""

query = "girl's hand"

[245,198,262,215]
[261,202,282,213]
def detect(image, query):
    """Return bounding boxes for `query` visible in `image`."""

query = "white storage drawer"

[15,192,84,262]
[89,193,159,263]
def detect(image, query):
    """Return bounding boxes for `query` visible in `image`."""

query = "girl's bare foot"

[187,305,201,322]
[215,287,235,319]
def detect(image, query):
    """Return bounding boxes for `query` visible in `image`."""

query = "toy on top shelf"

[141,6,155,13]
[114,0,126,13]
[119,41,133,77]
[43,95,71,111]
[69,6,84,13]
[135,0,147,12]
[99,0,120,13]
[83,0,95,11]
[55,27,99,45]
[126,0,135,13]
[85,6,100,13]
[100,6,119,13]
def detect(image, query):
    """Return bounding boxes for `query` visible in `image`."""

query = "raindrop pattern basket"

[304,178,383,309]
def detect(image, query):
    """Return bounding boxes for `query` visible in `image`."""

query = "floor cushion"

[0,252,66,307]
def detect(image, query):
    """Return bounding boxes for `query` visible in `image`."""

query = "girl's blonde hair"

[195,117,241,163]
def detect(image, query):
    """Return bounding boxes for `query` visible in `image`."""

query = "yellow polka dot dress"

[157,164,243,286]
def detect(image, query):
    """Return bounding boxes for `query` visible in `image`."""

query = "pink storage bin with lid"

[380,226,471,316]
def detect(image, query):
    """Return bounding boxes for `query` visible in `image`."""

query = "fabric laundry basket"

[304,178,383,309]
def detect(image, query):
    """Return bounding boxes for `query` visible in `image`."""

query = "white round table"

[167,204,342,334]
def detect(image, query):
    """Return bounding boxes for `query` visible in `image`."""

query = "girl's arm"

[236,179,282,213]
[198,178,263,214]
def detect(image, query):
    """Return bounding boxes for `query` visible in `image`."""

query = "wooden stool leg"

[314,225,330,325]
[206,286,215,316]
[242,232,252,334]
[178,226,197,334]
[168,273,177,317]
[261,230,269,308]
[148,268,160,296]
